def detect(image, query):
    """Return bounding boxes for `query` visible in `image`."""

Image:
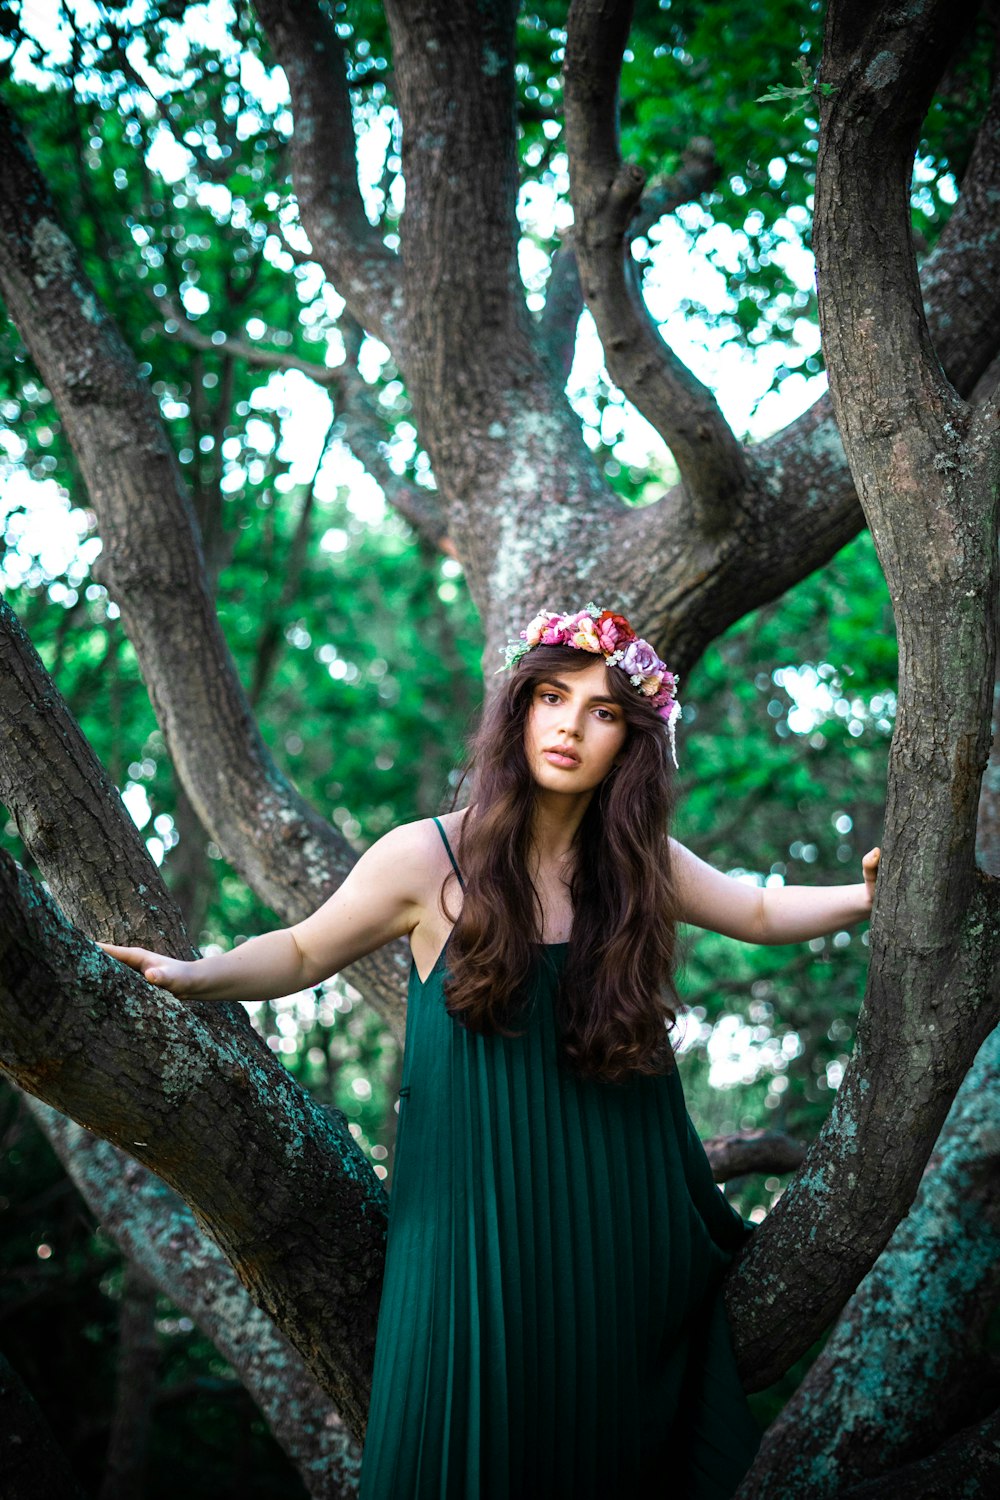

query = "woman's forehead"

[536,659,612,690]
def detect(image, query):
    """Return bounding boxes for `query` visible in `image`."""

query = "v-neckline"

[412,933,569,989]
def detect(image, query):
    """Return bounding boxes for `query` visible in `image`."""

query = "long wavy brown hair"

[441,643,682,1083]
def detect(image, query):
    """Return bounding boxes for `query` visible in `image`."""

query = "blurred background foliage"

[0,0,986,1490]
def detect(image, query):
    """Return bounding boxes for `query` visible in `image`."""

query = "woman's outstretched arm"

[97,819,432,1000]
[670,837,880,946]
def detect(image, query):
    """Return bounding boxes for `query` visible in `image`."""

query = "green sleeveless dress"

[358,820,762,1498]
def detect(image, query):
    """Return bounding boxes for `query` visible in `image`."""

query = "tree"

[1,0,999,1493]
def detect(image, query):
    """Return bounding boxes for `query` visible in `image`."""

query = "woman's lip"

[543,749,580,767]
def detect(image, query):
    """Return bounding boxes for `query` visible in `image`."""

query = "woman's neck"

[527,788,593,872]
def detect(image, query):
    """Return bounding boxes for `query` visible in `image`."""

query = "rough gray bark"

[29,1101,360,1498]
[251,0,400,351]
[836,1407,1000,1498]
[0,598,388,1455]
[560,1,1000,670]
[740,1024,1000,1495]
[702,1129,806,1183]
[564,0,752,532]
[727,0,1000,1393]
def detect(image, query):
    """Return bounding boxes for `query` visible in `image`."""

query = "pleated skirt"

[358,943,762,1499]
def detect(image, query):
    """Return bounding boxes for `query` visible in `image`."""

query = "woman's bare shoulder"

[378,807,470,894]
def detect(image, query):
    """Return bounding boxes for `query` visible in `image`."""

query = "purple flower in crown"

[619,640,661,680]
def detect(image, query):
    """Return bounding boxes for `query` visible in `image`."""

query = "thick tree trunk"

[728,0,1000,1391]
[738,1026,1000,1495]
[741,654,1000,1494]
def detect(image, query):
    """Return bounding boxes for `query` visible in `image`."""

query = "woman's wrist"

[185,955,216,1000]
[852,879,874,922]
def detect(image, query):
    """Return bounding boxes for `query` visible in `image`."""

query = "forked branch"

[254,0,401,350]
[564,0,752,535]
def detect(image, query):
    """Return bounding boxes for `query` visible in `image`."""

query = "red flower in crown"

[595,611,636,654]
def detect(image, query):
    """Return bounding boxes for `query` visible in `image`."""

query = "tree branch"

[153,292,346,386]
[739,674,1000,1495]
[835,1405,1000,1498]
[0,598,209,985]
[0,851,387,1448]
[537,235,584,385]
[601,16,1000,684]
[564,1,751,534]
[536,136,721,388]
[630,137,719,243]
[814,0,978,425]
[738,1019,1000,1494]
[379,0,524,367]
[703,1129,806,1184]
[252,0,400,350]
[152,289,448,549]
[27,1100,360,1498]
[921,24,1000,398]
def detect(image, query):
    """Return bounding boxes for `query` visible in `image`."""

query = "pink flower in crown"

[540,621,569,645]
[570,615,601,652]
[522,610,560,647]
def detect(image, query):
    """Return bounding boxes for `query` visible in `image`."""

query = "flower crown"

[496,602,682,768]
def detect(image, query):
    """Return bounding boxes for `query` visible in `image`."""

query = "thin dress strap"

[432,816,465,889]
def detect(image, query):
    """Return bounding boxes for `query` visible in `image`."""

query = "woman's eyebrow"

[539,676,617,705]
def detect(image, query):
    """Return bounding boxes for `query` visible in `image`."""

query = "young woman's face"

[523,659,629,794]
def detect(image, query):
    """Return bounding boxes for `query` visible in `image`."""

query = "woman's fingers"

[96,942,147,967]
[862,847,881,896]
[96,942,171,989]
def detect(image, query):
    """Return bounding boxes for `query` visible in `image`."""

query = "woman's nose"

[558,705,585,735]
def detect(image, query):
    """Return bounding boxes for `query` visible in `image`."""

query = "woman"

[100,604,880,1499]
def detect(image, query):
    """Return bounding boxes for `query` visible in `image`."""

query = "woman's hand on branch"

[96,943,197,998]
[94,818,450,1005]
[861,847,881,909]
[671,836,881,944]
